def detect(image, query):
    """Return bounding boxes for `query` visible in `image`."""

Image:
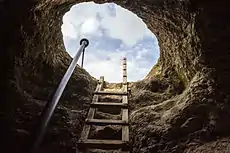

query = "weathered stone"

[1,0,230,153]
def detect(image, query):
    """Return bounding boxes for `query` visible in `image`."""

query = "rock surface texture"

[1,0,230,153]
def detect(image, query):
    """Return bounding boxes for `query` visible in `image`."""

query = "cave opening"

[4,1,230,153]
[61,2,160,83]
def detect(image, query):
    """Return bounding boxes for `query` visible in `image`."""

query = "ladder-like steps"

[85,119,129,126]
[90,102,128,109]
[77,57,129,153]
[78,139,127,149]
[94,91,128,95]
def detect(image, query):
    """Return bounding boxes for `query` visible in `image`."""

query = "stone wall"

[1,0,230,153]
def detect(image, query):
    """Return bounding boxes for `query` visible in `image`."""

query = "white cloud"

[61,22,77,38]
[100,5,148,47]
[81,18,100,34]
[61,2,150,47]
[61,2,160,82]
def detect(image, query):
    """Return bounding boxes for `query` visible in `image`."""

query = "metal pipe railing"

[81,48,85,67]
[30,38,89,153]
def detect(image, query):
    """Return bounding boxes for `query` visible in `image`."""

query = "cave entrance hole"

[61,1,160,83]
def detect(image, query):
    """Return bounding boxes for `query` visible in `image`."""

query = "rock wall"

[1,0,230,153]
[1,1,97,152]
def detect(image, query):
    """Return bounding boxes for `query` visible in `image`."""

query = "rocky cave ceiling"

[1,0,230,153]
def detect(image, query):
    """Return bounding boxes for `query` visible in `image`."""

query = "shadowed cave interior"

[1,0,230,153]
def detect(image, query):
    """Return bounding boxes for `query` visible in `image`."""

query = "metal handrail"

[30,38,89,153]
[81,48,85,68]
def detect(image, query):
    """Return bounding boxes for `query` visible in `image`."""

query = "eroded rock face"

[1,1,97,153]
[1,0,230,153]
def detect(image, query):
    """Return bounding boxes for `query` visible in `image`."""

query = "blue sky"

[61,2,160,82]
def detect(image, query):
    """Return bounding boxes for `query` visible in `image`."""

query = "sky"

[61,2,160,83]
